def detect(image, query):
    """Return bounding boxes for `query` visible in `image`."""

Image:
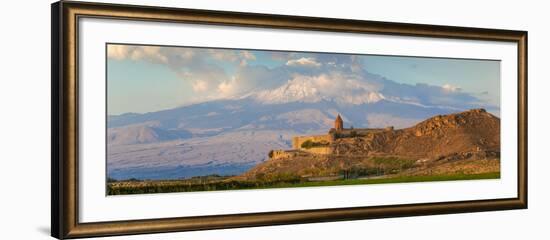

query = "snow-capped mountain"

[106,72,498,180]
[252,74,385,105]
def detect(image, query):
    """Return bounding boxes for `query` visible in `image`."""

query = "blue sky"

[107,44,500,115]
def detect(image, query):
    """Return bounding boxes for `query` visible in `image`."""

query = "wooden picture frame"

[51,1,527,239]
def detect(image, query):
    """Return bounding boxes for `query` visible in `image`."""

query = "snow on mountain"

[252,74,386,105]
[254,78,324,104]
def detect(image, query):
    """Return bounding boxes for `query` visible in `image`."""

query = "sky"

[107,44,500,115]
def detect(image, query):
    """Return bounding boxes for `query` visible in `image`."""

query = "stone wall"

[292,135,331,149]
[334,127,393,138]
[302,147,332,155]
[270,150,306,159]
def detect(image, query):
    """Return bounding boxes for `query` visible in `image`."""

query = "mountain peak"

[255,79,321,103]
[251,76,384,105]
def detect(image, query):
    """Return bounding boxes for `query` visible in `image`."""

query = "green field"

[266,172,500,189]
[107,172,500,195]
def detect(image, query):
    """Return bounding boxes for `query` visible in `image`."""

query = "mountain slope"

[108,97,461,131]
[108,122,192,145]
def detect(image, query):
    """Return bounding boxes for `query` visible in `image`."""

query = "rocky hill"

[238,109,500,180]
[334,108,500,159]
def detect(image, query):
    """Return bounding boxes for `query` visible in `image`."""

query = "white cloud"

[107,45,194,67]
[208,49,239,62]
[108,45,234,95]
[192,80,209,92]
[217,76,238,96]
[184,64,230,94]
[442,84,461,92]
[107,46,261,98]
[286,57,322,67]
[128,46,167,63]
[239,50,256,66]
[207,49,256,66]
[107,45,130,60]
[212,65,289,99]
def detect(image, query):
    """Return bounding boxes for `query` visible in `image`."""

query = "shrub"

[301,140,314,149]
[301,140,327,149]
[255,172,266,181]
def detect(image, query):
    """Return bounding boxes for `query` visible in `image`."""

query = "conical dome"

[334,114,343,131]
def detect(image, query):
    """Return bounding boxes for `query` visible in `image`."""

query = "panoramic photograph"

[106,43,501,195]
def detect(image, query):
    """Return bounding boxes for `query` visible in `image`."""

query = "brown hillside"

[238,109,500,180]
[333,108,500,159]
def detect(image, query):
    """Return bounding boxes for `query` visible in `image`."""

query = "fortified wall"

[292,135,332,149]
[270,150,303,159]
[334,126,394,138]
[270,114,395,159]
[302,146,332,155]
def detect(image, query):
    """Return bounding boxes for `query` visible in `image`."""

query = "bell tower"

[334,114,343,131]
